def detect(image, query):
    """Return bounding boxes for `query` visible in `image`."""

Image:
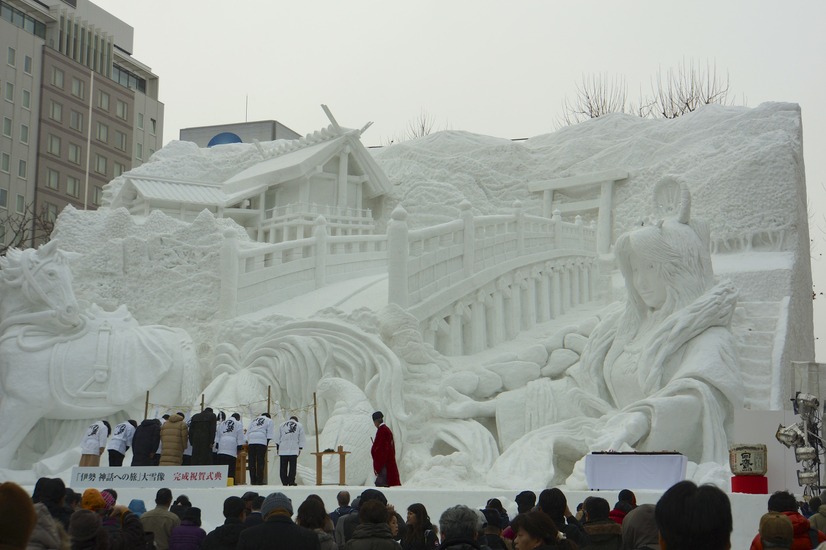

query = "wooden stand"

[311,445,350,485]
[234,446,247,485]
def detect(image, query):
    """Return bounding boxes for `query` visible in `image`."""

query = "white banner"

[70,466,228,488]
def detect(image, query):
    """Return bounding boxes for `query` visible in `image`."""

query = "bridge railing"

[388,200,596,308]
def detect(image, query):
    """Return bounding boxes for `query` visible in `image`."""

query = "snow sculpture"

[0,242,201,468]
[444,180,743,488]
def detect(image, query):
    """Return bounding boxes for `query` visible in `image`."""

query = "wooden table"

[311,446,351,485]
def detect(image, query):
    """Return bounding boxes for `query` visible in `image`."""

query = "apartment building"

[0,0,162,248]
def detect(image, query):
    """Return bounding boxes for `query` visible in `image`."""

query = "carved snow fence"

[389,200,599,356]
[220,217,388,317]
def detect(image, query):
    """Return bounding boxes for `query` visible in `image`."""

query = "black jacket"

[189,410,217,465]
[237,514,320,550]
[202,518,246,550]
[131,419,161,466]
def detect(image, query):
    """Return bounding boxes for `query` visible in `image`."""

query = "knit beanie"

[81,488,106,511]
[223,496,245,519]
[0,482,37,549]
[261,492,293,518]
[69,509,103,541]
[100,490,116,511]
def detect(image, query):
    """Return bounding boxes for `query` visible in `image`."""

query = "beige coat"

[159,414,188,466]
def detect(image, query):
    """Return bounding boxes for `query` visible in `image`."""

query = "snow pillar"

[597,180,614,254]
[314,216,328,289]
[219,230,239,319]
[461,200,475,278]
[387,205,410,308]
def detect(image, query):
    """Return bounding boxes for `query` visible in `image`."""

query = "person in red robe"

[370,411,401,487]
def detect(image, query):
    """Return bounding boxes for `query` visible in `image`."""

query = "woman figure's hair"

[296,497,328,530]
[403,503,434,546]
[511,511,576,549]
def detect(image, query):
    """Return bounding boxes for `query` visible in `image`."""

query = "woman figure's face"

[407,509,417,525]
[388,514,399,536]
[514,528,543,550]
[630,251,667,310]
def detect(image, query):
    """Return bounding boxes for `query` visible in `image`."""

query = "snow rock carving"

[0,241,201,469]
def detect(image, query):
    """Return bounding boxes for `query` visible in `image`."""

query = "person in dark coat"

[203,497,247,550]
[242,496,264,529]
[237,492,320,550]
[329,491,356,528]
[580,497,622,550]
[336,489,387,548]
[32,477,73,532]
[608,489,636,525]
[345,500,399,550]
[131,418,162,466]
[537,488,587,546]
[189,408,218,466]
[169,507,206,550]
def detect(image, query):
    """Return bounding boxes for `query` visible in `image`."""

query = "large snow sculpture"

[0,242,201,468]
[444,180,743,488]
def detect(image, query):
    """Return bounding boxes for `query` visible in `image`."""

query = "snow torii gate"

[528,169,628,255]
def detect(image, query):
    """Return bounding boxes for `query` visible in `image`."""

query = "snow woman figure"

[448,179,744,488]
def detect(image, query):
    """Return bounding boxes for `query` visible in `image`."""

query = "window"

[94,153,107,174]
[116,99,128,120]
[71,77,85,99]
[92,186,103,206]
[69,110,83,132]
[137,112,144,129]
[51,67,64,89]
[22,89,30,109]
[47,134,61,155]
[66,176,79,198]
[115,130,127,151]
[150,118,157,135]
[136,142,143,160]
[7,47,15,67]
[50,101,62,122]
[17,159,26,179]
[97,90,109,111]
[16,194,24,213]
[0,188,6,208]
[114,162,125,177]
[19,124,28,144]
[68,143,81,164]
[95,122,108,142]
[2,117,11,137]
[4,82,13,101]
[45,202,58,222]
[0,152,9,172]
[46,168,59,190]
[24,55,31,74]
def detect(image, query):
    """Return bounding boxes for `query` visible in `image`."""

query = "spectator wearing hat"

[750,491,826,550]
[621,503,658,550]
[479,508,507,549]
[68,509,107,550]
[204,496,247,550]
[370,411,400,487]
[758,513,794,550]
[169,507,206,550]
[32,477,72,531]
[237,492,320,550]
[128,499,147,518]
[276,416,306,486]
[141,488,181,550]
[243,495,265,529]
[0,482,38,550]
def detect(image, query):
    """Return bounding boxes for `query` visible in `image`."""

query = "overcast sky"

[92,0,826,357]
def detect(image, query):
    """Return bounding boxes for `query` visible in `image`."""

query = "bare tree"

[406,110,436,140]
[559,73,628,126]
[0,202,55,255]
[647,59,732,119]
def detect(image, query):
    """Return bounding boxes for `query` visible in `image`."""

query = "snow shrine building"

[107,122,390,243]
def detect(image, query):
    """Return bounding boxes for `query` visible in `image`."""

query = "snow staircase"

[732,300,782,409]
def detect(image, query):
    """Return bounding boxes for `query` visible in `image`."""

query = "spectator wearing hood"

[203,497,247,550]
[68,509,107,550]
[621,504,658,550]
[750,491,826,550]
[478,508,507,550]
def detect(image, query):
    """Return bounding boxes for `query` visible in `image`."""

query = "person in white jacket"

[275,416,305,486]
[246,412,275,485]
[105,419,137,466]
[79,420,111,467]
[216,412,245,484]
